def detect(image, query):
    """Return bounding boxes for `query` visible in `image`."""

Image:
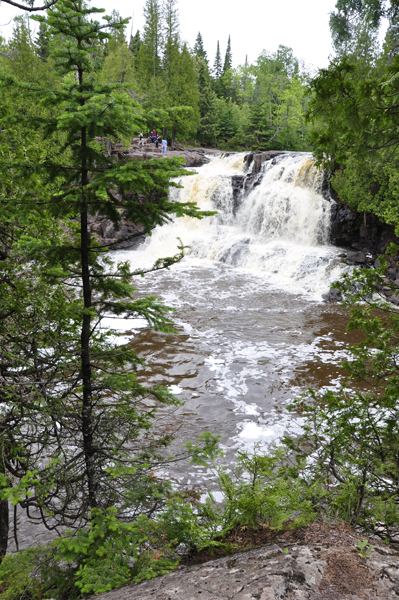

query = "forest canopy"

[0,0,312,152]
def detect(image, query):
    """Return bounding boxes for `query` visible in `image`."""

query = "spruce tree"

[35,20,50,60]
[0,0,213,538]
[162,0,180,90]
[213,40,223,97]
[194,31,207,63]
[166,42,200,147]
[129,29,141,57]
[135,0,164,106]
[163,0,179,41]
[213,39,222,78]
[223,34,232,73]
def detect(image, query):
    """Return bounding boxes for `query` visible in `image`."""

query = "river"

[108,152,359,484]
[10,151,360,550]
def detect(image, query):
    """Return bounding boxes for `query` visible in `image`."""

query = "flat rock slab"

[91,542,399,600]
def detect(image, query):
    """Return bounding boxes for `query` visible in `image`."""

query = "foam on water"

[110,152,353,466]
[125,152,348,299]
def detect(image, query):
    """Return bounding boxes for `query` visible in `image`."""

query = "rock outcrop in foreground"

[91,532,399,600]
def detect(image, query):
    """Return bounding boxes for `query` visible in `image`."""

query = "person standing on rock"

[161,137,167,153]
[139,133,144,147]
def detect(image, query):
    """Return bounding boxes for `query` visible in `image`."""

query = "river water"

[11,152,361,551]
[108,152,359,485]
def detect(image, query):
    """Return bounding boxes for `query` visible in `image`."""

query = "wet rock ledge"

[91,530,399,600]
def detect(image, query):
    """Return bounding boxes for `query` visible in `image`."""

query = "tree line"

[0,0,312,151]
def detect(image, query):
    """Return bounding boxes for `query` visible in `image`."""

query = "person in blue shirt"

[162,138,167,153]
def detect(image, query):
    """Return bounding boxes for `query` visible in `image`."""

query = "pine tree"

[194,31,207,63]
[213,40,222,78]
[129,29,141,57]
[223,34,232,74]
[162,0,180,90]
[135,0,165,107]
[0,0,213,538]
[35,20,49,61]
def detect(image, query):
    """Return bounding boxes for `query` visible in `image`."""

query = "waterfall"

[127,152,347,299]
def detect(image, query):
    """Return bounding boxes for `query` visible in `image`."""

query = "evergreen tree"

[100,41,136,87]
[163,0,179,41]
[162,0,180,90]
[221,37,235,101]
[35,20,49,60]
[106,9,127,53]
[223,34,232,74]
[213,40,223,97]
[213,40,222,78]
[194,31,207,63]
[166,42,200,147]
[135,0,165,107]
[138,0,163,79]
[0,0,213,542]
[129,29,141,57]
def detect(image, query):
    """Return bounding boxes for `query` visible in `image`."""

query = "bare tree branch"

[0,0,59,12]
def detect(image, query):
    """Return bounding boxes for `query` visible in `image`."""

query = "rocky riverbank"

[90,523,399,600]
[106,137,219,168]
[86,139,222,249]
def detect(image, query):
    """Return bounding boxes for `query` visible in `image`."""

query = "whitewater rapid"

[101,151,356,477]
[121,152,347,299]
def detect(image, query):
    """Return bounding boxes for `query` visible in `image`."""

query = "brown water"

[10,152,360,550]
[112,261,359,488]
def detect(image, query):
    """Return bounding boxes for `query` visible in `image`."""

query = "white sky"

[0,0,338,70]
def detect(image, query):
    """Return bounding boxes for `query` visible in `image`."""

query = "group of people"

[138,130,168,153]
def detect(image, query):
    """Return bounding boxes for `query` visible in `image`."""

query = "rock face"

[91,541,399,600]
[329,202,399,256]
[87,211,145,250]
[244,151,286,174]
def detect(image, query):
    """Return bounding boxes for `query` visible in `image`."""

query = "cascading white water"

[127,152,347,299]
[240,155,330,245]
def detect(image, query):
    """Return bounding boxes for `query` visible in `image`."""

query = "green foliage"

[213,40,223,80]
[193,32,208,63]
[0,509,179,599]
[0,0,215,539]
[307,7,399,232]
[129,30,141,58]
[278,247,399,542]
[222,35,232,75]
[355,538,373,558]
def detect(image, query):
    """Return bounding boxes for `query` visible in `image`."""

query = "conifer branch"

[0,0,59,11]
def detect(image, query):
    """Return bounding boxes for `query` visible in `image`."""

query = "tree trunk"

[171,129,177,151]
[0,500,8,560]
[162,127,167,140]
[79,59,97,511]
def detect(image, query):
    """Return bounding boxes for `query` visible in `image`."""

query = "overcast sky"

[0,0,338,70]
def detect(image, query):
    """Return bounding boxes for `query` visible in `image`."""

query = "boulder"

[346,251,366,264]
[322,288,342,302]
